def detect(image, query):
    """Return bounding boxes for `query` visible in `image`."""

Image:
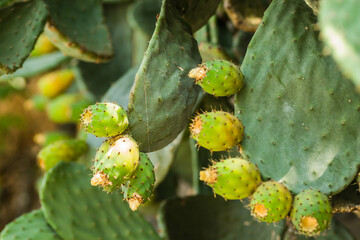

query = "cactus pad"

[0,209,61,240]
[319,0,360,88]
[44,0,113,63]
[37,139,88,171]
[189,59,244,97]
[40,162,161,240]
[200,158,261,200]
[190,111,243,152]
[127,0,201,152]
[250,181,292,223]
[81,102,129,138]
[92,135,139,191]
[123,153,155,211]
[0,0,48,73]
[290,189,332,236]
[37,69,74,98]
[234,0,360,195]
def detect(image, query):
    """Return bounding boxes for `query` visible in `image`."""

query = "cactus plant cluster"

[1,0,360,239]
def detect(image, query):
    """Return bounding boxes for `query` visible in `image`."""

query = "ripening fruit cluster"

[189,61,332,236]
[81,102,155,211]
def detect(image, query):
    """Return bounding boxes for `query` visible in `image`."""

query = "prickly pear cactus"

[200,158,261,199]
[92,135,140,191]
[290,189,332,236]
[123,152,155,211]
[0,209,61,240]
[0,0,48,73]
[127,0,202,152]
[44,0,113,62]
[250,181,292,223]
[189,59,244,97]
[234,0,360,195]
[190,111,243,151]
[37,139,88,171]
[81,102,129,138]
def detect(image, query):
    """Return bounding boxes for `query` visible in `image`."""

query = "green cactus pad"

[178,0,221,32]
[290,189,332,236]
[200,158,261,200]
[158,195,284,240]
[250,181,292,223]
[0,0,48,73]
[189,59,244,97]
[190,111,243,152]
[46,93,92,123]
[38,69,74,98]
[123,153,155,211]
[319,0,360,88]
[40,162,161,240]
[0,209,61,240]
[44,0,113,63]
[92,135,139,191]
[234,0,360,195]
[37,139,88,171]
[81,102,129,138]
[78,3,133,99]
[127,0,201,152]
[127,0,162,37]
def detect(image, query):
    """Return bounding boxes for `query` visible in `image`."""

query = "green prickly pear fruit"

[33,131,71,147]
[37,69,75,98]
[37,139,88,171]
[200,158,261,200]
[249,181,292,223]
[80,102,129,138]
[31,34,57,57]
[123,153,155,211]
[46,94,92,123]
[91,135,140,192]
[188,59,244,97]
[290,189,332,236]
[190,111,244,152]
[24,94,48,111]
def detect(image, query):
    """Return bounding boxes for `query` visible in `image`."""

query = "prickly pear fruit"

[198,42,232,62]
[81,102,129,138]
[91,135,139,192]
[31,34,57,57]
[250,181,292,223]
[46,94,92,123]
[33,131,71,147]
[37,139,88,171]
[188,59,244,97]
[37,69,75,98]
[200,158,261,200]
[290,189,332,236]
[190,111,244,151]
[123,153,155,211]
[24,94,48,111]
